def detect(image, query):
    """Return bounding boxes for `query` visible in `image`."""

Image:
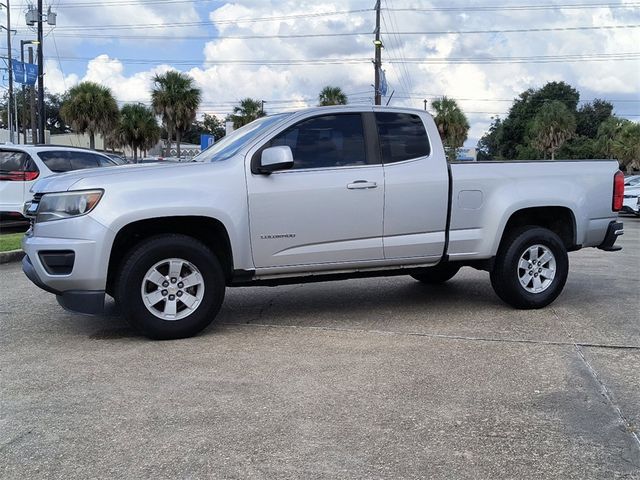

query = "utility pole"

[29,47,36,144]
[21,41,27,144]
[37,0,45,144]
[21,40,38,143]
[373,0,382,106]
[5,0,14,142]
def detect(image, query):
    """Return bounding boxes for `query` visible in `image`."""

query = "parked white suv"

[0,145,118,219]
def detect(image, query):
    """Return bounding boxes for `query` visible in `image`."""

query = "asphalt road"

[1,218,639,479]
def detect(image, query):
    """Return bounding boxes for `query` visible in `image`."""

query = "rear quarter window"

[0,151,31,171]
[375,112,431,164]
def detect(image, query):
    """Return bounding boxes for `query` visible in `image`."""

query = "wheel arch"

[106,216,233,295]
[498,206,578,254]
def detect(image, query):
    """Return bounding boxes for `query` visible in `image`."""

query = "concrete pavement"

[1,217,639,479]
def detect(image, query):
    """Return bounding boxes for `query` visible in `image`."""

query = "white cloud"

[33,0,640,146]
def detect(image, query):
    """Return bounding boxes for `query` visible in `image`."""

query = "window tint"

[0,151,30,171]
[69,152,101,170]
[375,112,430,164]
[269,114,367,170]
[39,151,72,172]
[97,155,117,167]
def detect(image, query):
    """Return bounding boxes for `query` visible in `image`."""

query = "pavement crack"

[551,307,640,452]
[574,344,640,450]
[220,321,640,350]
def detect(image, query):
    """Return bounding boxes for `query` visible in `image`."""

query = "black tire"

[411,263,461,284]
[115,234,225,340]
[490,226,568,309]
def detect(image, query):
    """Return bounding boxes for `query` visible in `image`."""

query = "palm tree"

[431,97,470,161]
[151,71,201,158]
[118,103,161,162]
[229,98,265,129]
[612,121,640,170]
[60,82,119,150]
[318,86,348,106]
[529,100,576,160]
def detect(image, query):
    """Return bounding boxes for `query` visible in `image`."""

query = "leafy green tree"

[576,99,613,139]
[498,81,579,159]
[229,98,265,129]
[60,82,119,149]
[432,96,470,161]
[44,93,72,135]
[117,104,161,162]
[528,101,576,160]
[182,113,226,145]
[557,136,599,159]
[151,71,201,157]
[477,117,503,161]
[202,113,226,139]
[318,86,348,106]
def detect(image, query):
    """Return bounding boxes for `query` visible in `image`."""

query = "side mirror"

[258,146,294,174]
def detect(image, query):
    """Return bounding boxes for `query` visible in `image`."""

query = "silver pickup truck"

[22,106,625,339]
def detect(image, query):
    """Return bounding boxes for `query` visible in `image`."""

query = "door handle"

[347,180,378,190]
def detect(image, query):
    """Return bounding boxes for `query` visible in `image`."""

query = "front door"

[246,113,384,270]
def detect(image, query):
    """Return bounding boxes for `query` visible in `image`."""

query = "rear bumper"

[22,255,105,314]
[597,221,623,252]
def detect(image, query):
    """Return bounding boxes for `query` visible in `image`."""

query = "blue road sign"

[200,134,215,151]
[11,59,37,85]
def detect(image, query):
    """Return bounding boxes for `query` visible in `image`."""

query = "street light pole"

[29,47,36,144]
[21,40,38,144]
[4,0,14,142]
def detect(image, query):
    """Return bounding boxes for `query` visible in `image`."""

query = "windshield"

[192,113,291,163]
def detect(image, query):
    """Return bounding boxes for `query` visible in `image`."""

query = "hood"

[32,161,219,194]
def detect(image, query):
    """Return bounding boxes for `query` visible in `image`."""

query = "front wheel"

[490,226,568,309]
[116,234,226,339]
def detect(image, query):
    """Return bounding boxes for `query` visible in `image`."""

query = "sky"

[2,0,639,147]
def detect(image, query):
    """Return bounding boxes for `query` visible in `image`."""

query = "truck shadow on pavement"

[87,275,499,340]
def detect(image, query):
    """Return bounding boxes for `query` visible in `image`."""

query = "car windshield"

[192,113,291,163]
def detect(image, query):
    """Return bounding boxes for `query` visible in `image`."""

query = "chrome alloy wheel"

[140,258,205,321]
[517,244,557,294]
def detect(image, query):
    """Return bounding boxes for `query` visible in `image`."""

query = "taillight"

[613,171,624,211]
[0,170,39,181]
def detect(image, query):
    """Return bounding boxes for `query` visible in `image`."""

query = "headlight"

[36,190,103,223]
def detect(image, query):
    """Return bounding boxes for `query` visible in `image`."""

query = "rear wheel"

[116,234,225,339]
[490,226,568,309]
[411,263,461,284]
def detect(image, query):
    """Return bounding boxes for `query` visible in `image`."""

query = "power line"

[23,9,373,31]
[56,0,203,6]
[385,2,640,12]
[22,24,639,40]
[47,0,640,11]
[48,52,640,66]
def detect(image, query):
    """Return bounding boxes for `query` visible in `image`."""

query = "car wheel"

[490,226,568,309]
[411,263,461,284]
[116,234,225,339]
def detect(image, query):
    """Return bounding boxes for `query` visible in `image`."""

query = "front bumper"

[21,215,114,315]
[597,221,623,252]
[22,255,105,314]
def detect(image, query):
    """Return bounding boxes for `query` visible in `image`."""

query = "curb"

[0,250,25,264]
